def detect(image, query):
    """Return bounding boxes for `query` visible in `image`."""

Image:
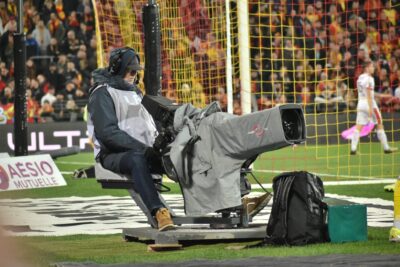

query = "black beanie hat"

[108,47,143,76]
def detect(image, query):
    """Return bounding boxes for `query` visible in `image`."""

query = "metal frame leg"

[127,189,158,228]
[127,188,177,228]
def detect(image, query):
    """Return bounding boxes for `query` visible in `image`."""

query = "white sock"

[395,221,400,229]
[351,129,360,152]
[377,129,390,150]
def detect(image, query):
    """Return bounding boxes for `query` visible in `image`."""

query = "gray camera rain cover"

[169,102,294,216]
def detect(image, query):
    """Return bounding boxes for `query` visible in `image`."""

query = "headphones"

[108,47,141,76]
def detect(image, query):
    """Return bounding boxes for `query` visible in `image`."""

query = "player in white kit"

[351,61,398,154]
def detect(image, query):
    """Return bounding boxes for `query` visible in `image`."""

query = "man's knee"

[120,150,148,174]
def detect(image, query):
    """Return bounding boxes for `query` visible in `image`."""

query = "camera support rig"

[95,95,306,246]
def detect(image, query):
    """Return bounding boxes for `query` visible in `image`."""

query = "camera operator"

[87,47,175,231]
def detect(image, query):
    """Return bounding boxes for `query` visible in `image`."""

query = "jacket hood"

[90,68,140,95]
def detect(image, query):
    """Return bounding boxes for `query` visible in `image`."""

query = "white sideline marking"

[254,169,395,180]
[61,171,395,184]
[252,179,396,189]
[61,171,74,175]
[56,162,396,181]
[322,179,396,186]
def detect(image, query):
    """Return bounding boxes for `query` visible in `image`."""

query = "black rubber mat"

[54,254,400,267]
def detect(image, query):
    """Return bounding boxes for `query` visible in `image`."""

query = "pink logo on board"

[0,165,9,190]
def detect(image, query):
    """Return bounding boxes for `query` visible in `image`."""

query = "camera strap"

[179,116,200,187]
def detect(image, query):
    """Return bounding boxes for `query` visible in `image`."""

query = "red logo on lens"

[251,124,265,138]
[0,165,10,190]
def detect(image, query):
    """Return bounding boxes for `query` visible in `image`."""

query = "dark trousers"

[101,149,164,214]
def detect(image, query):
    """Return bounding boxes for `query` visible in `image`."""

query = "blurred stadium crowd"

[0,0,400,124]
[0,0,95,123]
[247,0,400,113]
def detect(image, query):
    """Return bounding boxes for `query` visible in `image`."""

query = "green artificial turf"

[14,228,400,267]
[254,143,400,183]
[1,143,399,266]
[1,142,398,199]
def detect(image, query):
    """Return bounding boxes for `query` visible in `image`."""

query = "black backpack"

[263,171,329,246]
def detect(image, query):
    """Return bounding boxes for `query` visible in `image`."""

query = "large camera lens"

[281,109,304,141]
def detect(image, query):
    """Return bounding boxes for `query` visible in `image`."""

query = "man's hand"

[153,129,174,153]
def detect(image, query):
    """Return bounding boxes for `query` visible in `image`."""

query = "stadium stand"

[0,0,95,124]
[0,0,399,125]
[247,0,400,113]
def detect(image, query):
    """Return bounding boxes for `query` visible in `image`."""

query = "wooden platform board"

[123,224,267,245]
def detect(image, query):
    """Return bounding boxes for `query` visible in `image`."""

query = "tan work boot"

[155,208,175,231]
[242,192,272,217]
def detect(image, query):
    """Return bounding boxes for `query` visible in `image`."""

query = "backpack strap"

[265,174,295,244]
[280,175,295,235]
